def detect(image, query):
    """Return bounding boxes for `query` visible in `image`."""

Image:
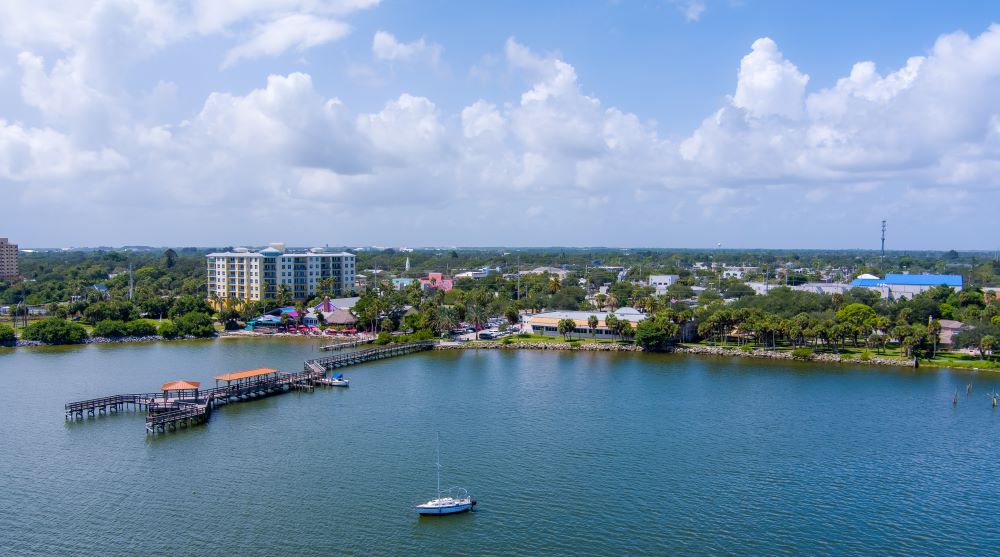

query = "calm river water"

[1,339,998,556]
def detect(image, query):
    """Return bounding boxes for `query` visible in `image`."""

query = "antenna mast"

[880,220,887,273]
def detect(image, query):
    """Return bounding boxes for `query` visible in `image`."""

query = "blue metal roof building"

[850,274,963,288]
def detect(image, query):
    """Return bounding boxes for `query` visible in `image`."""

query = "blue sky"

[2,1,999,249]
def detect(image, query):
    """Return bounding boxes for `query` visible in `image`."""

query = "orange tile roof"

[212,368,280,382]
[162,380,201,391]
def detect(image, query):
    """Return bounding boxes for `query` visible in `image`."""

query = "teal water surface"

[1,339,999,556]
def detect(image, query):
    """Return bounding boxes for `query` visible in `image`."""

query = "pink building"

[419,272,453,292]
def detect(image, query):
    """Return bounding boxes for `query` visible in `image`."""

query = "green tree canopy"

[23,319,88,344]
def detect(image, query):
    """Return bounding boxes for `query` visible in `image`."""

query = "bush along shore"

[9,334,214,348]
[436,340,914,367]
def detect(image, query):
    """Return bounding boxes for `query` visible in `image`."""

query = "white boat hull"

[415,498,475,515]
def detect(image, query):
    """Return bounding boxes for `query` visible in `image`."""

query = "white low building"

[525,307,647,338]
[526,266,569,280]
[745,282,851,296]
[647,274,679,295]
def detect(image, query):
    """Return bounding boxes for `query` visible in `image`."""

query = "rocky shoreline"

[672,344,913,368]
[10,335,201,347]
[435,340,914,367]
[436,341,643,352]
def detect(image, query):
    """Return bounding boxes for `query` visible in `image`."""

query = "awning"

[162,380,201,391]
[213,368,279,382]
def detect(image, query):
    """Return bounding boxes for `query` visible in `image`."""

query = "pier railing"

[66,341,437,433]
[65,392,160,418]
[306,341,435,371]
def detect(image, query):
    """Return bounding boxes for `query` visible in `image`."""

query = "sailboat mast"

[436,433,442,499]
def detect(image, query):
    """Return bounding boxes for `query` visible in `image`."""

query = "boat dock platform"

[65,342,436,434]
[320,337,374,351]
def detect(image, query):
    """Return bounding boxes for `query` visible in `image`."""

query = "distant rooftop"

[850,273,963,287]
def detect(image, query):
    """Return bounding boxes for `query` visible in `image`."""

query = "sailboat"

[415,434,476,515]
[327,372,349,387]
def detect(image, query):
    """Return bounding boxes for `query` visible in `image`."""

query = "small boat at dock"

[319,373,349,387]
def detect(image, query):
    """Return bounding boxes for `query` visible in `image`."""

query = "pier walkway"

[65,342,436,434]
[320,337,374,351]
[305,341,434,371]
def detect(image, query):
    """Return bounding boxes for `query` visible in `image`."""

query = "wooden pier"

[305,341,434,372]
[320,337,374,351]
[65,342,436,434]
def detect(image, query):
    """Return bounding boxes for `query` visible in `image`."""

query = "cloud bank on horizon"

[0,1,998,249]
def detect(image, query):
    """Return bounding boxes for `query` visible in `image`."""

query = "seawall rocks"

[436,341,913,367]
[435,341,644,352]
[672,344,913,368]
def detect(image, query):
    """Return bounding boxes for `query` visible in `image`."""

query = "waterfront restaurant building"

[207,243,356,302]
[526,308,647,339]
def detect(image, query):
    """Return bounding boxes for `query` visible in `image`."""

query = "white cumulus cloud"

[372,31,442,67]
[223,14,351,68]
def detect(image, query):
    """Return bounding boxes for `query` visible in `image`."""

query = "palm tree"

[557,318,575,340]
[548,277,561,295]
[276,284,291,307]
[606,293,619,312]
[927,318,942,357]
[617,320,634,342]
[466,300,488,339]
[605,314,619,341]
[588,315,599,340]
[436,306,460,334]
[595,293,607,311]
[979,335,995,360]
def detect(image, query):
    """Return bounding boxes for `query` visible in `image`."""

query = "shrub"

[502,337,513,345]
[124,320,157,337]
[174,312,216,338]
[568,340,581,347]
[0,323,15,343]
[83,301,138,324]
[739,344,755,353]
[168,295,214,320]
[158,321,180,339]
[858,350,874,362]
[406,329,434,341]
[93,320,128,338]
[23,319,88,345]
[791,347,814,360]
[374,332,392,345]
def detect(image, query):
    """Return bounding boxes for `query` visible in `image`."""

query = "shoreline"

[433,341,970,371]
[6,334,995,374]
[3,330,358,348]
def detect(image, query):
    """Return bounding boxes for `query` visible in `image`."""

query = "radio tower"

[880,220,887,273]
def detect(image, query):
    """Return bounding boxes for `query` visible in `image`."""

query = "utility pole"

[881,220,887,274]
[516,254,520,302]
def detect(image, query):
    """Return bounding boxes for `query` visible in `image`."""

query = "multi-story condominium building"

[206,243,356,302]
[0,238,18,278]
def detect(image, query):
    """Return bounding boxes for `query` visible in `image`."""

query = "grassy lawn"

[922,351,1000,370]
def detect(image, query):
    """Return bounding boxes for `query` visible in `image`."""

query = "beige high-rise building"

[0,238,18,278]
[207,243,356,302]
